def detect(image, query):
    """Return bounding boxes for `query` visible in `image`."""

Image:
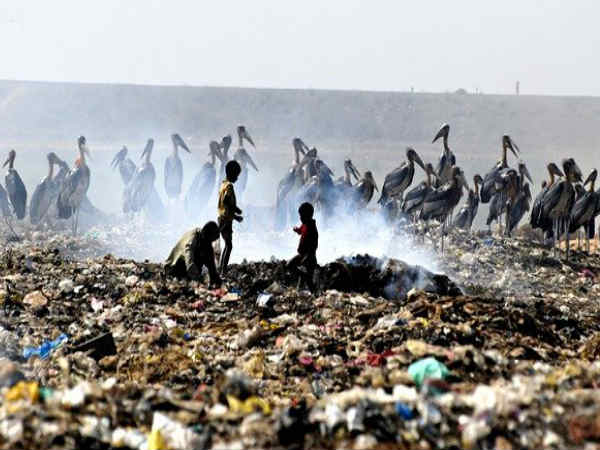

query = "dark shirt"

[295,219,318,255]
[165,228,220,285]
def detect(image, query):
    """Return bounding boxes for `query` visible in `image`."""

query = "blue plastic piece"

[395,402,414,420]
[23,334,68,360]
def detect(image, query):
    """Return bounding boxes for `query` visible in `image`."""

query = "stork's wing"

[541,181,565,217]
[480,163,501,203]
[380,163,411,199]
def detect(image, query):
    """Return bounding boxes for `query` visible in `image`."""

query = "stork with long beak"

[123,139,156,214]
[353,170,379,209]
[377,148,426,213]
[432,123,456,186]
[569,169,599,254]
[453,174,483,230]
[111,146,136,185]
[3,150,27,220]
[57,136,91,234]
[539,158,582,260]
[276,138,309,228]
[420,166,469,253]
[402,163,437,219]
[184,141,222,220]
[480,135,520,203]
[164,133,191,201]
[30,152,62,225]
[530,162,564,232]
[233,125,258,201]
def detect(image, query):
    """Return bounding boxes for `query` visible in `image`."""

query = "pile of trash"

[1,227,600,449]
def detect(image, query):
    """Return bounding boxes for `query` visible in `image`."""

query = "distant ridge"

[0,79,599,152]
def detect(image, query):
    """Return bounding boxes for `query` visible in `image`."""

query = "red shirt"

[294,219,318,255]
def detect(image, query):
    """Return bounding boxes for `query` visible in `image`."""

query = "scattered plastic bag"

[408,357,449,388]
[22,334,68,360]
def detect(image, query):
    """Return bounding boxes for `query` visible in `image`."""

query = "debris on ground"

[0,225,600,449]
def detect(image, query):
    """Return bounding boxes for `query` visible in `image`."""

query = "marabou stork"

[480,135,520,203]
[111,146,136,185]
[3,150,27,220]
[503,162,533,236]
[30,152,62,225]
[420,166,469,253]
[57,136,91,234]
[432,124,456,186]
[530,163,564,232]
[352,171,379,209]
[275,138,309,228]
[569,169,599,253]
[378,148,426,206]
[233,125,257,200]
[453,174,483,230]
[538,158,582,260]
[123,139,156,214]
[164,133,191,201]
[401,163,437,218]
[184,141,221,220]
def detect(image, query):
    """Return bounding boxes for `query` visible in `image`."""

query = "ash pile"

[1,231,600,449]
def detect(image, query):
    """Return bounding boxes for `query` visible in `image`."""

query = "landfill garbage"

[0,226,599,448]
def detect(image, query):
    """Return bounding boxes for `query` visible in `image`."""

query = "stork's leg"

[587,233,590,255]
[73,208,79,236]
[552,219,557,258]
[4,217,19,241]
[565,224,571,261]
[441,219,445,255]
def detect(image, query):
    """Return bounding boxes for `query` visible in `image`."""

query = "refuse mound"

[228,253,461,300]
[1,230,600,449]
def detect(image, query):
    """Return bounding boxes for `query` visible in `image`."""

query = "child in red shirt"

[287,202,318,291]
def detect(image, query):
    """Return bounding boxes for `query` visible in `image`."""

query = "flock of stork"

[275,123,593,261]
[0,122,594,261]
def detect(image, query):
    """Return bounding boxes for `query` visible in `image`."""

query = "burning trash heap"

[1,228,600,449]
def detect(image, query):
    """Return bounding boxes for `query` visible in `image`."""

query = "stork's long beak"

[432,124,449,143]
[111,148,126,169]
[551,164,564,178]
[506,137,520,157]
[410,149,426,171]
[299,151,315,168]
[141,140,153,160]
[246,153,258,171]
[2,155,9,168]
[371,175,379,192]
[522,164,533,184]
[350,162,361,181]
[573,162,583,182]
[242,128,255,147]
[173,134,190,153]
[584,170,598,186]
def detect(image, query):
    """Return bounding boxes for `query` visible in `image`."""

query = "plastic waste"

[256,292,274,307]
[23,333,68,360]
[5,381,39,403]
[395,402,414,420]
[408,357,449,388]
[226,395,271,415]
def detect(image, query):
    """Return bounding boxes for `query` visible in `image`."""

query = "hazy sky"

[0,1,597,96]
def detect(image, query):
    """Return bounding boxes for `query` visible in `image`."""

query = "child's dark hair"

[225,160,241,178]
[298,202,314,218]
[202,221,219,238]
